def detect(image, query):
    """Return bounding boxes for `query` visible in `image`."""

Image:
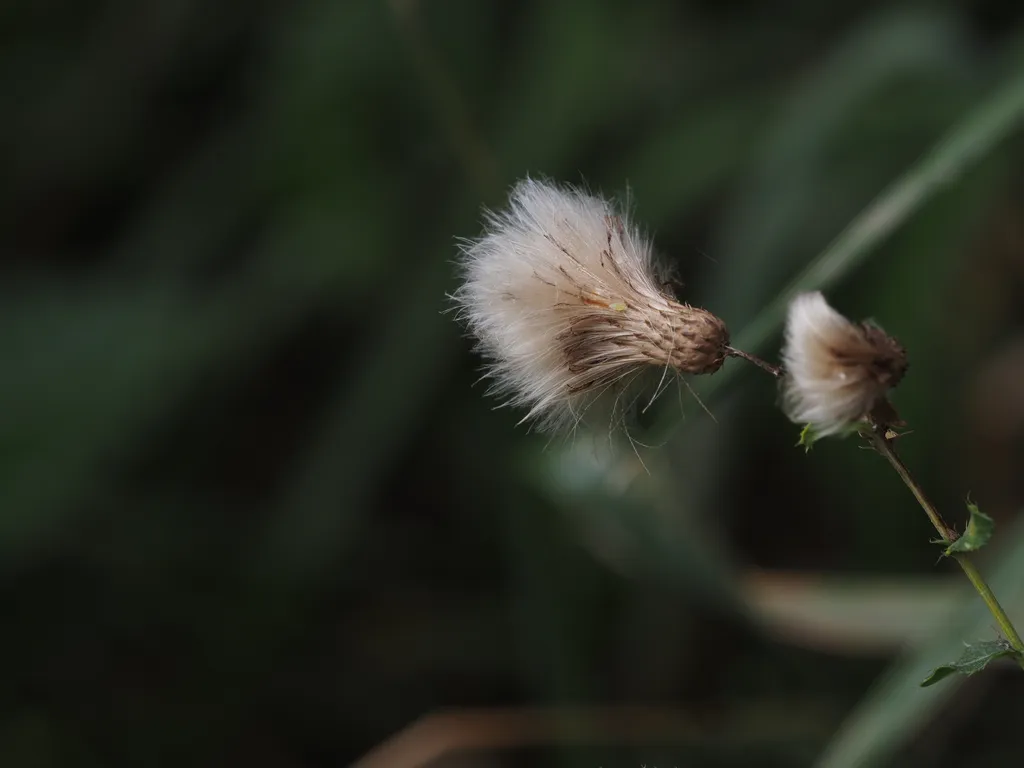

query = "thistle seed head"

[781,291,907,436]
[452,178,729,431]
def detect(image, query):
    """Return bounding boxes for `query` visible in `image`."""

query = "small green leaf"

[921,639,1018,686]
[945,499,994,555]
[796,423,818,452]
[795,421,864,452]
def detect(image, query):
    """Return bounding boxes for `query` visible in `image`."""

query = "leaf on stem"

[920,639,1019,687]
[944,499,994,555]
[795,421,866,451]
[796,423,819,452]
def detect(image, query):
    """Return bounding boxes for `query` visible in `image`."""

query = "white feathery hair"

[452,177,729,431]
[781,291,907,436]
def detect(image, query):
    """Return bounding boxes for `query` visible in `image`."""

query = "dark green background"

[3,1,1024,766]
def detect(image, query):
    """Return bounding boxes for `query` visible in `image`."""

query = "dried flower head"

[781,291,908,436]
[452,178,729,431]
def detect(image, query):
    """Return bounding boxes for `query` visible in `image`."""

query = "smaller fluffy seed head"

[452,178,729,430]
[781,291,907,435]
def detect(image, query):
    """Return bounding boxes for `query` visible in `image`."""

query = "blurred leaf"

[494,1,659,173]
[246,0,498,584]
[944,500,994,555]
[610,90,779,227]
[710,9,971,329]
[744,571,963,655]
[728,62,1024,369]
[113,124,270,276]
[539,438,743,610]
[920,639,1018,687]
[0,281,222,562]
[248,234,460,585]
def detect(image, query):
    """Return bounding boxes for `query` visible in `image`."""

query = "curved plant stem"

[864,428,955,541]
[728,349,1024,666]
[866,428,1024,665]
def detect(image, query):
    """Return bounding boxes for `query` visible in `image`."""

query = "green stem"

[865,429,954,541]
[954,554,1024,655]
[867,428,1024,664]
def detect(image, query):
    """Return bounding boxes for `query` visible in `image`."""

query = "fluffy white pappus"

[452,178,728,432]
[781,292,907,436]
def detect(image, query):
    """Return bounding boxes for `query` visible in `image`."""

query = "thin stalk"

[725,346,782,378]
[865,429,955,541]
[867,428,1024,662]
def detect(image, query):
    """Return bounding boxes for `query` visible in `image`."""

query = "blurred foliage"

[4,1,1024,767]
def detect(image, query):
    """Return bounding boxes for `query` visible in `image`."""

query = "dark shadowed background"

[4,1,1024,766]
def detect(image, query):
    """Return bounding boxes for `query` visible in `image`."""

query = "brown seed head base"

[557,296,730,395]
